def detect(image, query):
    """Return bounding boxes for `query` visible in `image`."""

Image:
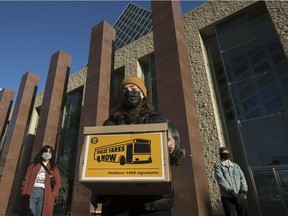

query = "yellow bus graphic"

[94,139,152,165]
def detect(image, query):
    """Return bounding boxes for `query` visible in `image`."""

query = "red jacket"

[19,162,61,216]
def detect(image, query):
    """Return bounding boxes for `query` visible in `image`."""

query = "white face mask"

[42,152,52,160]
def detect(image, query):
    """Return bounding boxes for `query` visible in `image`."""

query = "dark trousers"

[101,209,171,216]
[221,196,248,216]
[101,195,171,216]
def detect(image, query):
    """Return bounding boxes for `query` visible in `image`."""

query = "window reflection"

[110,69,124,110]
[54,89,82,214]
[139,54,158,111]
[204,3,288,167]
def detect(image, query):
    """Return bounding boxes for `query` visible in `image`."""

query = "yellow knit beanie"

[122,77,147,97]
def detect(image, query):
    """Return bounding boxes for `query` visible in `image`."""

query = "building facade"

[1,1,288,215]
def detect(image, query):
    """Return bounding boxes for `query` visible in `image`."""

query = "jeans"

[28,187,44,216]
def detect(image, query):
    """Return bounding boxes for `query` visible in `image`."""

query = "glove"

[237,192,247,204]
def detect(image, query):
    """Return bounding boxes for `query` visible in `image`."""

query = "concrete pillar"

[0,88,15,152]
[151,0,212,215]
[32,50,72,157]
[71,20,115,215]
[0,72,39,215]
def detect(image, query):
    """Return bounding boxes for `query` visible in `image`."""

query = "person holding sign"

[92,76,185,216]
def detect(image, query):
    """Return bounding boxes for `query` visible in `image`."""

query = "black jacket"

[94,112,185,211]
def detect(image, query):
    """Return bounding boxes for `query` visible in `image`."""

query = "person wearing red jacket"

[19,145,61,216]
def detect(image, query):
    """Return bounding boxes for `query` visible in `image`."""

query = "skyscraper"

[113,3,152,49]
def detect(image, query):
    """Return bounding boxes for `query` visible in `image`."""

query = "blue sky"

[0,1,205,96]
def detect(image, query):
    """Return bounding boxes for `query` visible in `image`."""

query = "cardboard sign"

[79,123,171,195]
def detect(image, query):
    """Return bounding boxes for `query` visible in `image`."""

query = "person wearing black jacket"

[92,76,185,216]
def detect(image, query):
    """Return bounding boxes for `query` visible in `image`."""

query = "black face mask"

[220,152,230,160]
[121,90,142,109]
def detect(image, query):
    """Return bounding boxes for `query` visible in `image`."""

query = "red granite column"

[32,50,71,156]
[71,21,115,215]
[151,1,212,215]
[0,88,15,147]
[0,72,39,215]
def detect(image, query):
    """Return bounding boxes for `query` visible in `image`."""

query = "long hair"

[33,145,56,170]
[110,97,152,124]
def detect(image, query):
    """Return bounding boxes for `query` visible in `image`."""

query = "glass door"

[252,167,288,216]
[276,169,288,210]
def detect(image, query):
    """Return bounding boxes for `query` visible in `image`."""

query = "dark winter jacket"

[98,112,185,211]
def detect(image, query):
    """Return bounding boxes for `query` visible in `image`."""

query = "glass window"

[258,74,273,88]
[243,96,258,111]
[247,109,262,119]
[265,98,283,114]
[262,87,277,100]
[55,89,83,214]
[144,12,150,19]
[139,54,158,111]
[216,13,251,52]
[250,52,263,66]
[110,69,125,110]
[240,84,255,99]
[203,2,288,170]
[142,28,151,36]
[231,55,245,65]
[254,61,270,74]
[206,8,288,214]
[234,62,249,78]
